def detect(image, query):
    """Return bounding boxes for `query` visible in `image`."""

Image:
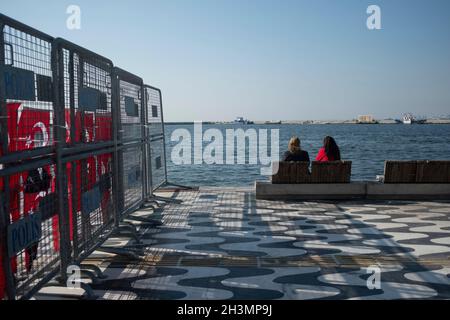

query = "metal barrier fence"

[144,85,167,193]
[0,14,61,300]
[63,150,115,263]
[0,14,56,164]
[52,39,116,263]
[119,145,144,215]
[55,38,115,153]
[0,14,168,300]
[114,68,146,218]
[115,68,144,145]
[0,158,62,300]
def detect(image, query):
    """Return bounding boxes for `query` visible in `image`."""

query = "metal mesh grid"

[119,146,143,215]
[3,164,60,299]
[0,16,168,300]
[119,80,142,143]
[60,47,113,145]
[145,87,163,137]
[145,87,167,191]
[67,152,114,260]
[149,139,166,190]
[3,26,52,76]
[2,24,55,154]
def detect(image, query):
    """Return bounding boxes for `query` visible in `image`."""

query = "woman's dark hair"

[323,136,341,161]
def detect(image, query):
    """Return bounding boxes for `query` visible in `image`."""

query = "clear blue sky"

[2,0,450,121]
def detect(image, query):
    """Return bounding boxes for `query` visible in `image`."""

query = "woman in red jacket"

[315,136,341,162]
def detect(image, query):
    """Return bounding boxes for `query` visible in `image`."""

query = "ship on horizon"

[402,113,426,125]
[234,117,254,125]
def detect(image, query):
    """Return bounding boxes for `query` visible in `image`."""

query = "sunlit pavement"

[36,188,450,300]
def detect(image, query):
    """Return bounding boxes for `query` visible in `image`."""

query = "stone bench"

[271,161,352,184]
[257,161,363,200]
[367,161,450,200]
[255,160,450,200]
[384,160,450,183]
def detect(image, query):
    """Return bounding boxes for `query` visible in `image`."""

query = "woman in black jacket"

[282,136,310,163]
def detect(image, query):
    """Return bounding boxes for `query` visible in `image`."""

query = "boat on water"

[234,117,254,125]
[402,113,426,125]
[403,114,413,124]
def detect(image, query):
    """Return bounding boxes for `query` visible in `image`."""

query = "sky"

[1,0,450,122]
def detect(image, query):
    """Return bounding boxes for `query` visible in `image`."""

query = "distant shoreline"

[165,120,450,125]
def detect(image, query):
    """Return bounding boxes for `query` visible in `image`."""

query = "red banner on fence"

[1,104,56,299]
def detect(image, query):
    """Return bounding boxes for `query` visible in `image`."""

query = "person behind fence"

[282,136,310,162]
[315,136,341,162]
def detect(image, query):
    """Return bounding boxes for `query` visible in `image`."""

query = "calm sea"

[164,124,450,187]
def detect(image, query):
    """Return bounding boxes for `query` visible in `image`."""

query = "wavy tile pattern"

[88,189,450,300]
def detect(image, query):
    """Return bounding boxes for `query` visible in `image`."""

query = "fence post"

[145,88,154,197]
[141,86,148,201]
[78,57,91,250]
[111,72,122,227]
[0,20,17,300]
[52,41,71,285]
[0,192,16,300]
[68,50,80,259]
[158,89,169,186]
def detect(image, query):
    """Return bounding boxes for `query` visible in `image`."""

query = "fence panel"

[0,159,63,300]
[0,15,56,164]
[115,68,144,144]
[0,14,62,300]
[113,68,145,217]
[51,39,117,262]
[64,150,115,261]
[144,85,167,193]
[0,14,168,299]
[117,144,144,217]
[53,39,114,153]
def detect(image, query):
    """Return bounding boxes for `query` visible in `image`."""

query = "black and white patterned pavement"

[79,188,450,300]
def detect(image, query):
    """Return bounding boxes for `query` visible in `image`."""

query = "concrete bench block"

[255,181,366,200]
[255,181,450,201]
[366,182,450,200]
